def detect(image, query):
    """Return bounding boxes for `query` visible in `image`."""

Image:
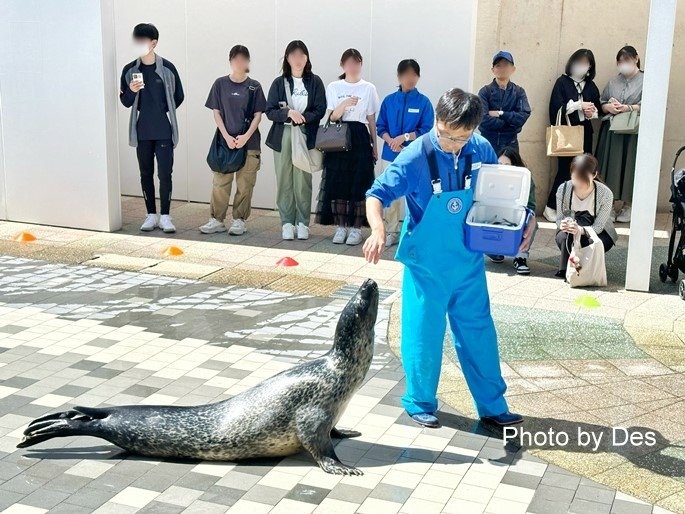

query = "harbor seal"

[18,279,379,475]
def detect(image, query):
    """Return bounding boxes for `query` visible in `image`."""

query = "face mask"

[134,43,150,58]
[618,62,636,76]
[570,64,589,80]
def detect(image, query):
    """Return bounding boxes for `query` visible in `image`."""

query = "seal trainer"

[18,279,379,475]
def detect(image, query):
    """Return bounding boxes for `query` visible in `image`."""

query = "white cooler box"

[465,164,531,256]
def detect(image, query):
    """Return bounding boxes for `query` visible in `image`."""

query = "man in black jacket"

[120,23,184,233]
[478,51,531,154]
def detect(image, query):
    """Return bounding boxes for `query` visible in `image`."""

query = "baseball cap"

[493,51,514,65]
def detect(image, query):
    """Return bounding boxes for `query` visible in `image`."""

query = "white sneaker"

[140,213,158,232]
[228,218,246,236]
[200,218,226,234]
[543,206,557,222]
[616,205,632,223]
[385,232,400,248]
[332,227,347,244]
[296,223,309,240]
[158,214,176,233]
[282,223,295,240]
[346,228,363,246]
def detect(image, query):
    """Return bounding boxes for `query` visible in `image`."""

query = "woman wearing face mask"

[265,40,327,241]
[555,154,617,278]
[544,49,602,223]
[595,46,643,224]
[315,48,380,246]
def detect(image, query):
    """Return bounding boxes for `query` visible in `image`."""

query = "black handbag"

[315,113,350,152]
[206,85,257,174]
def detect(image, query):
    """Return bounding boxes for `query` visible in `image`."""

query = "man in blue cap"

[477,51,531,154]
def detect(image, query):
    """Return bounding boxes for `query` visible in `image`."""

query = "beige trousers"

[210,150,261,221]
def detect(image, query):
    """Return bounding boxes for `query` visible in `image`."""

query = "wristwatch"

[404,133,410,142]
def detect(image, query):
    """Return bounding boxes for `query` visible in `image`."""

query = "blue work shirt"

[478,80,531,152]
[366,129,498,230]
[376,87,434,162]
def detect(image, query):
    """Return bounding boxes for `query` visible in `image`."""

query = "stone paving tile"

[0,255,679,514]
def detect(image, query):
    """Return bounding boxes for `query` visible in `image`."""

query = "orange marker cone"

[276,256,298,267]
[162,245,184,257]
[14,231,36,242]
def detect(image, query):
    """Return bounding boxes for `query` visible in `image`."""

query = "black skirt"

[315,121,375,227]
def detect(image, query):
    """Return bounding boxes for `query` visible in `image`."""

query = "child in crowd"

[487,147,538,275]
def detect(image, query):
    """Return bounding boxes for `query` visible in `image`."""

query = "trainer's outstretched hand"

[363,229,385,264]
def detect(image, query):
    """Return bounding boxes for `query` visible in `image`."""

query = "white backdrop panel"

[114,0,476,210]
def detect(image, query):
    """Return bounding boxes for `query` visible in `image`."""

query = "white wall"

[0,0,121,231]
[115,0,475,210]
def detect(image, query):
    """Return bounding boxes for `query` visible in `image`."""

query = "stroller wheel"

[679,280,685,300]
[659,264,669,283]
[670,265,680,283]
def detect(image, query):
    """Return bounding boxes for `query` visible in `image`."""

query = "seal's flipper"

[331,428,361,439]
[18,407,108,449]
[297,411,363,476]
[26,406,108,429]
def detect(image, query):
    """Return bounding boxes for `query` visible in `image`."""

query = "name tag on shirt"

[471,162,482,171]
[408,108,420,113]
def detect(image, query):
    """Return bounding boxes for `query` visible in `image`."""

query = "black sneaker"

[513,258,530,275]
[488,255,505,263]
[481,411,524,426]
[554,269,566,278]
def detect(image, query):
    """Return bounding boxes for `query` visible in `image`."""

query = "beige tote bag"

[565,227,608,288]
[284,79,323,173]
[546,108,585,157]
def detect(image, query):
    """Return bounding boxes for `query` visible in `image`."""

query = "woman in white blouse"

[315,48,380,246]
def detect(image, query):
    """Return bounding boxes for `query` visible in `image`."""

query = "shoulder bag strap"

[283,78,294,109]
[242,84,257,132]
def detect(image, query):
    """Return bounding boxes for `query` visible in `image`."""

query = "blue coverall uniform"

[366,130,509,417]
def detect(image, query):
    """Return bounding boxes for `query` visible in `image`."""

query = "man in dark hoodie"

[120,23,184,234]
[478,51,530,154]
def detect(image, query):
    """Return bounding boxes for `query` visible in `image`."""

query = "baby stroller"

[659,145,685,299]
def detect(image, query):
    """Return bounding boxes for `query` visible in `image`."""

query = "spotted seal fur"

[18,279,379,475]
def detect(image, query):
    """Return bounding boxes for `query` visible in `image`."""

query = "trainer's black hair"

[397,59,420,77]
[133,23,159,41]
[565,48,596,81]
[229,45,250,61]
[498,147,526,168]
[435,88,483,130]
[282,40,312,77]
[617,45,641,69]
[339,48,363,80]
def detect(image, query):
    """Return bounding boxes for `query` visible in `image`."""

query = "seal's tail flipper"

[17,406,109,449]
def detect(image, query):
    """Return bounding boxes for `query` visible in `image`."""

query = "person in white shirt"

[315,49,380,246]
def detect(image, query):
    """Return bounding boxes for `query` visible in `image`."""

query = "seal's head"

[332,279,378,363]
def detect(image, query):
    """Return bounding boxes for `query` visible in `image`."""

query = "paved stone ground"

[0,197,683,512]
[0,257,676,514]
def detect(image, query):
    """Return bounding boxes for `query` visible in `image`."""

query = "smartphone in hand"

[132,73,144,88]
